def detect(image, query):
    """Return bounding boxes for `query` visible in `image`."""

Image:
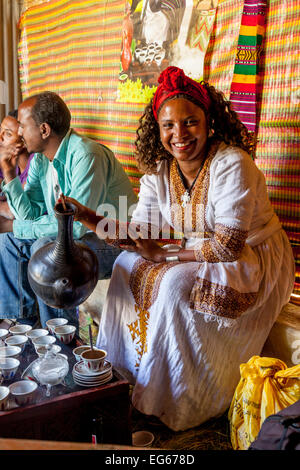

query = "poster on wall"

[117,0,218,103]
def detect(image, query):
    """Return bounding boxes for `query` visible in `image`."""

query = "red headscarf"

[152,66,211,121]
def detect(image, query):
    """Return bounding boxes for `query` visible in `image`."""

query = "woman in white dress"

[64,66,295,431]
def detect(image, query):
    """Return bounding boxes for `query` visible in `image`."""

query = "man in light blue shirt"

[0,91,137,330]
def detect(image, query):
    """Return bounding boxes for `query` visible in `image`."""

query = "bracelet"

[162,244,181,252]
[165,255,179,262]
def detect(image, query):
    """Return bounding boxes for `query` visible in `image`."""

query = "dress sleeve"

[95,173,161,246]
[130,173,163,239]
[194,149,258,263]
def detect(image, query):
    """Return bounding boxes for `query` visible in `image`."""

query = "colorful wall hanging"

[204,0,300,298]
[117,0,217,103]
[19,0,145,193]
[229,0,266,134]
[255,0,300,297]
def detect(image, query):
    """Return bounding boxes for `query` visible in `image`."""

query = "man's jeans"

[0,231,121,330]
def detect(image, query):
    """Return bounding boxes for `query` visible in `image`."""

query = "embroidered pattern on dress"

[167,141,253,320]
[168,141,219,238]
[128,257,177,369]
[190,278,258,319]
[194,223,248,263]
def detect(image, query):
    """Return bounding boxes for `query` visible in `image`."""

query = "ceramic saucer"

[72,370,112,383]
[72,371,113,387]
[73,359,111,377]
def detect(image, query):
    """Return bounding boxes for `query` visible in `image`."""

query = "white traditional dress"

[96,141,295,431]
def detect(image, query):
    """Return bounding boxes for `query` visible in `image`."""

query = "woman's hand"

[120,237,166,263]
[57,195,92,222]
[57,195,103,233]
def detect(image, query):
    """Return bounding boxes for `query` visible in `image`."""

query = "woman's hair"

[134,82,254,174]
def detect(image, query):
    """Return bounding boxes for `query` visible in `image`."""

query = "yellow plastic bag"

[228,355,300,450]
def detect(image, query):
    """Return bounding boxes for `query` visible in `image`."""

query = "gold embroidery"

[194,223,248,262]
[168,140,219,237]
[127,306,150,369]
[194,239,216,262]
[190,278,258,319]
[128,257,177,369]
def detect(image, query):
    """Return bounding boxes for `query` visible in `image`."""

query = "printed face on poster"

[118,0,217,103]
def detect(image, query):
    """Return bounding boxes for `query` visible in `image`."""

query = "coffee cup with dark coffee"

[81,349,107,372]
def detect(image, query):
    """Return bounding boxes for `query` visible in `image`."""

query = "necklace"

[177,157,206,208]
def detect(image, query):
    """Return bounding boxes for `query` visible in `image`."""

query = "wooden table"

[0,438,155,451]
[0,331,132,445]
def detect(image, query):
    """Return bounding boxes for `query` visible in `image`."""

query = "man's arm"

[1,153,46,222]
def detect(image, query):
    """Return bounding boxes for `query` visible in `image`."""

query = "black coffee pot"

[28,201,98,309]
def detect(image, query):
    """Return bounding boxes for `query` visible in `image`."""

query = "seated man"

[0,110,33,231]
[0,91,137,330]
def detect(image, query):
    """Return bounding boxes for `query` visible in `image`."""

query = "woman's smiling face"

[158,97,208,165]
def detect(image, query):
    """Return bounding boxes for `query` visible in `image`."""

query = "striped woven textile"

[19,0,216,193]
[205,0,299,296]
[204,0,243,98]
[19,0,144,194]
[229,0,266,133]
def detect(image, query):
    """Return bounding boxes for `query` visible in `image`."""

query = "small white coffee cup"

[81,349,107,372]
